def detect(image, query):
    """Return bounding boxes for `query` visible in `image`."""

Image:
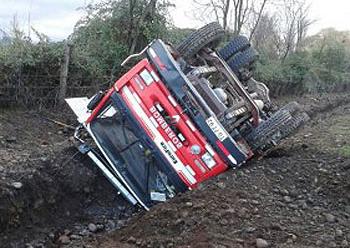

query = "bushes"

[0,0,173,107]
[0,27,65,106]
[71,0,171,84]
[254,29,350,96]
[255,52,310,96]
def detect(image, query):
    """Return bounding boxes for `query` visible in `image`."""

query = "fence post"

[59,41,71,105]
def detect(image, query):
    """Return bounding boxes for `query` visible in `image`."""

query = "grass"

[339,145,350,157]
[327,115,350,157]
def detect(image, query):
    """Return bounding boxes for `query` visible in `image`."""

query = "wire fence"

[0,83,104,108]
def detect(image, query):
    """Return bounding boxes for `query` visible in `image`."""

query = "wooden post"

[59,42,71,105]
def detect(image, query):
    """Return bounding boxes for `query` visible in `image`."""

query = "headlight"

[191,145,201,155]
[201,152,216,168]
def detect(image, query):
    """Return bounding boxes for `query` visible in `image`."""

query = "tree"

[193,0,231,31]
[295,2,314,50]
[250,13,281,59]
[129,0,159,53]
[272,0,314,60]
[247,0,268,40]
[231,0,250,35]
[193,0,269,37]
[71,0,172,83]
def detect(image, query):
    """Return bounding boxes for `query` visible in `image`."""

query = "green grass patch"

[339,145,350,157]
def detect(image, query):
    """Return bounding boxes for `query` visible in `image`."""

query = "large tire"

[246,108,292,150]
[176,22,225,60]
[246,102,309,151]
[280,112,310,138]
[219,35,250,61]
[227,47,259,74]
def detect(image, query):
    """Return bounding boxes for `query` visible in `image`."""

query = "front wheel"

[176,22,225,61]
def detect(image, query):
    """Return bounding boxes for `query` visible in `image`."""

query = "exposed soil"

[0,110,136,247]
[0,93,349,248]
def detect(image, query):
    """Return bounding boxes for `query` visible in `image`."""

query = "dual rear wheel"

[176,22,258,81]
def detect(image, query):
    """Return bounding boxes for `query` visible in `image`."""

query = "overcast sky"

[0,0,349,40]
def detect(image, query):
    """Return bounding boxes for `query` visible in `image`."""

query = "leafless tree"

[193,0,269,36]
[295,2,314,50]
[251,13,281,58]
[192,0,313,62]
[247,0,268,41]
[276,0,314,59]
[231,0,250,35]
[193,0,231,31]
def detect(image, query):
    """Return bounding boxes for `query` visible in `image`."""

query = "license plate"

[206,117,228,142]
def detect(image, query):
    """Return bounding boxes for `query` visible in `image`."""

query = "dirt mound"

[97,148,349,247]
[276,93,350,117]
[90,96,350,248]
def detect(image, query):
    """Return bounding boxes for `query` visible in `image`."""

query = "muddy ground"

[0,93,349,248]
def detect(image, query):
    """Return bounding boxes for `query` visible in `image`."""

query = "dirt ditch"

[0,111,136,247]
[0,93,349,248]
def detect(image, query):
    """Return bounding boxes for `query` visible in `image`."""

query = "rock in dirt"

[70,235,82,240]
[106,220,116,230]
[315,240,323,246]
[11,182,23,189]
[344,205,350,213]
[79,230,90,237]
[335,229,343,237]
[34,243,44,248]
[341,240,349,247]
[58,235,70,245]
[288,233,297,241]
[256,238,269,248]
[329,241,337,248]
[127,236,136,244]
[280,189,289,196]
[216,182,226,189]
[88,223,98,233]
[6,136,17,143]
[324,213,336,223]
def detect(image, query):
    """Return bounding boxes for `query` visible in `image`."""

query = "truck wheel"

[246,103,309,152]
[280,111,310,138]
[219,35,250,61]
[176,22,225,60]
[246,108,292,150]
[277,101,309,137]
[227,47,259,75]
